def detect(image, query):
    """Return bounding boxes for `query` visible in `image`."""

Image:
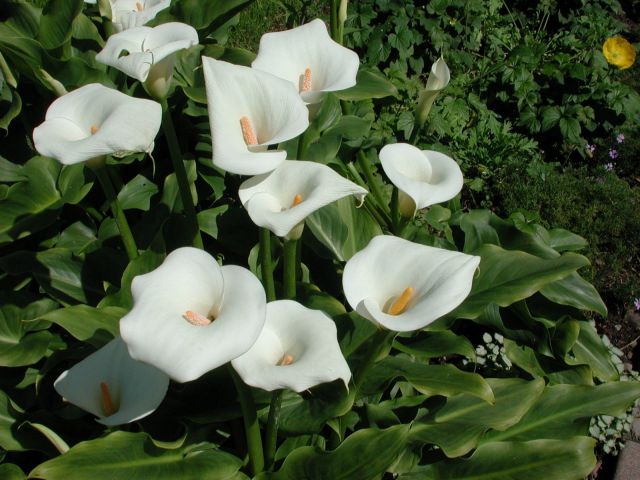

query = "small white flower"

[54,337,169,426]
[232,300,351,392]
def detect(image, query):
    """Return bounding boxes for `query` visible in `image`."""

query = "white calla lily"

[54,337,169,426]
[252,19,359,104]
[380,143,463,217]
[239,160,367,238]
[33,83,161,165]
[119,247,266,383]
[343,235,480,332]
[96,23,198,98]
[416,57,450,126]
[232,300,351,392]
[203,57,309,175]
[110,0,171,32]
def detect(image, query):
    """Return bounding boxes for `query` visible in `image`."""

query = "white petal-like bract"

[119,247,267,383]
[111,0,171,32]
[252,19,360,104]
[96,23,198,82]
[379,143,463,213]
[203,57,310,175]
[342,235,480,332]
[54,337,169,426]
[232,300,351,392]
[33,83,161,165]
[239,160,368,237]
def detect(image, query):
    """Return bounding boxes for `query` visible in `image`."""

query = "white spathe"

[416,57,450,126]
[54,337,169,426]
[379,143,463,214]
[342,235,480,332]
[202,57,309,175]
[232,300,351,392]
[119,247,267,383]
[239,160,368,237]
[95,23,198,83]
[33,83,161,165]
[252,19,359,104]
[111,0,171,32]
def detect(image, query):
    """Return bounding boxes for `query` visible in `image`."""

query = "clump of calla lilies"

[34,6,470,475]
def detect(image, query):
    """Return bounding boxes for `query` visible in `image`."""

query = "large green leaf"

[452,245,590,319]
[482,381,640,443]
[411,437,596,480]
[0,298,58,366]
[568,321,619,382]
[306,196,382,261]
[393,331,476,361]
[411,378,544,457]
[156,0,255,34]
[36,305,124,347]
[29,431,246,480]
[117,174,158,211]
[334,68,398,101]
[364,356,494,403]
[38,0,83,50]
[0,389,25,451]
[258,425,409,480]
[0,463,25,480]
[0,156,62,245]
[539,272,607,316]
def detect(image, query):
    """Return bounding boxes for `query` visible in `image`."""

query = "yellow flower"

[603,37,636,70]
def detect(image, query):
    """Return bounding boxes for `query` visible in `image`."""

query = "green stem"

[93,166,138,261]
[357,151,391,218]
[408,121,420,145]
[354,329,395,392]
[161,100,204,249]
[260,228,276,302]
[264,389,283,469]
[283,239,298,299]
[230,367,264,476]
[330,0,340,42]
[390,186,399,234]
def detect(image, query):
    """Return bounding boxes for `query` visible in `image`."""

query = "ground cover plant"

[0,0,639,479]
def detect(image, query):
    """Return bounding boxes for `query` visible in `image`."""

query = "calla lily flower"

[379,143,463,217]
[110,0,171,32]
[342,235,480,332]
[415,57,450,126]
[96,23,198,99]
[119,247,266,383]
[54,337,169,426]
[252,19,360,105]
[231,300,351,392]
[33,83,161,165]
[238,160,367,238]
[203,57,309,175]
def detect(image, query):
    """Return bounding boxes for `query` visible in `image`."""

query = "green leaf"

[29,431,245,480]
[411,378,544,457]
[365,356,494,404]
[540,106,561,131]
[558,117,581,144]
[58,164,93,205]
[0,464,25,480]
[258,425,409,480]
[483,381,640,442]
[0,389,25,452]
[0,155,25,182]
[547,228,587,252]
[198,205,229,239]
[306,197,382,261]
[117,174,158,211]
[0,298,58,367]
[335,68,398,101]
[23,422,69,454]
[393,331,476,361]
[157,0,255,35]
[0,156,62,245]
[414,437,596,480]
[36,305,123,347]
[453,245,590,319]
[569,322,619,382]
[540,272,607,316]
[39,0,84,50]
[0,87,21,132]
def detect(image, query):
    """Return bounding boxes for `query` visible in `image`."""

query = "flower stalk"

[160,100,203,249]
[260,228,276,302]
[230,367,264,476]
[92,164,139,260]
[283,239,298,299]
[356,150,391,222]
[264,389,284,469]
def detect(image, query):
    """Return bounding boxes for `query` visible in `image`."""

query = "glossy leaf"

[29,431,245,480]
[569,321,620,382]
[117,174,158,211]
[540,272,607,316]
[36,305,123,347]
[393,331,476,361]
[334,68,398,101]
[39,0,83,50]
